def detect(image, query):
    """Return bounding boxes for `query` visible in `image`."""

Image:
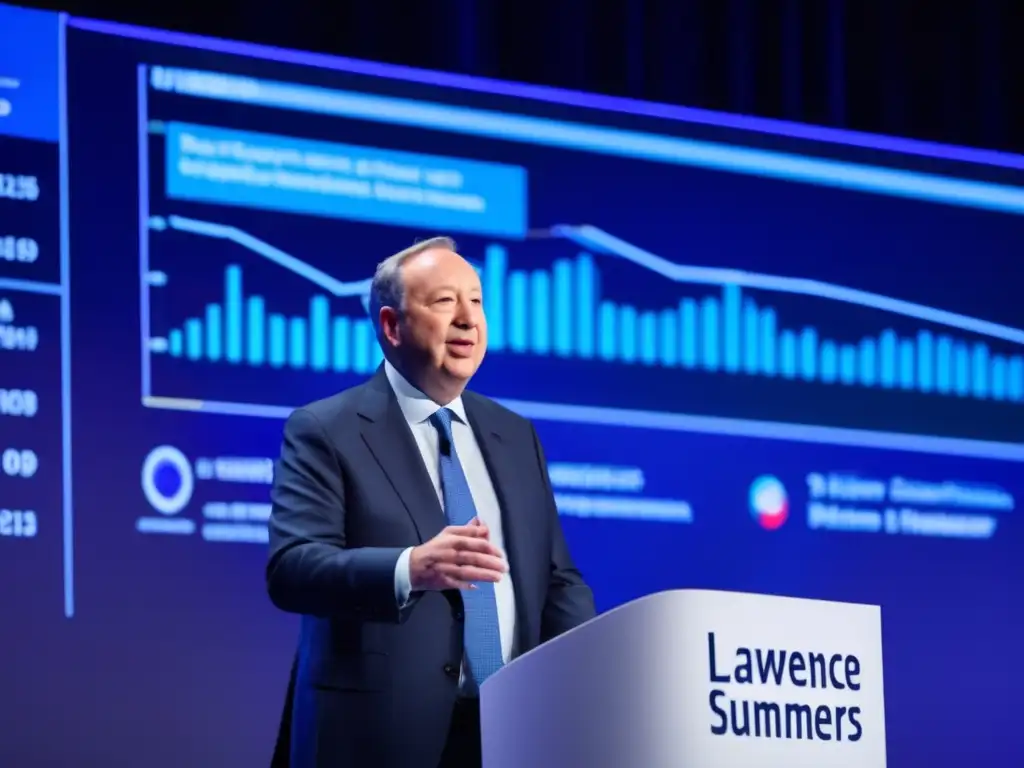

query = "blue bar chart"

[476,245,1023,403]
[491,246,1019,403]
[164,264,383,375]
[155,230,1024,407]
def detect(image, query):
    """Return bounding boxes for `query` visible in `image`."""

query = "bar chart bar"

[859,338,876,386]
[553,259,573,357]
[185,318,202,361]
[821,341,837,383]
[681,299,697,368]
[880,330,897,388]
[936,335,952,393]
[576,254,596,359]
[780,330,797,378]
[268,314,286,368]
[225,265,243,364]
[723,284,741,373]
[598,301,616,361]
[839,345,856,385]
[639,311,657,365]
[991,356,1007,400]
[507,271,528,352]
[799,327,817,381]
[288,317,306,369]
[530,270,551,355]
[760,308,777,376]
[954,344,969,396]
[205,304,222,361]
[917,330,934,392]
[486,244,507,351]
[332,316,350,372]
[899,339,915,390]
[247,296,265,365]
[619,305,638,363]
[353,319,371,373]
[1009,357,1024,401]
[310,296,329,371]
[701,297,719,371]
[972,343,988,398]
[658,308,677,366]
[743,300,759,374]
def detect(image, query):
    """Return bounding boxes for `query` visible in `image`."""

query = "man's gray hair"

[368,235,457,343]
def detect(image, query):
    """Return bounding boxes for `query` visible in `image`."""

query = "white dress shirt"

[387,361,517,692]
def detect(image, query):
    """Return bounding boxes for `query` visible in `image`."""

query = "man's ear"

[379,306,401,347]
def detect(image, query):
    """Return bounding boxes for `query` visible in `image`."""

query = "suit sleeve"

[266,407,408,622]
[531,425,597,641]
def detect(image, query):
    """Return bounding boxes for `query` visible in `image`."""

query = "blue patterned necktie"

[429,407,504,688]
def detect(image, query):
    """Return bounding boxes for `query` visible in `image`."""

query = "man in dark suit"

[266,235,596,768]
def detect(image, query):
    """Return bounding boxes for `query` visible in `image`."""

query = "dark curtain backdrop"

[18,0,1024,154]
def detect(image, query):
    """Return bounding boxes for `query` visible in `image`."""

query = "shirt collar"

[384,360,468,426]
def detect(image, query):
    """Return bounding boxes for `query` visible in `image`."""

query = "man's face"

[386,246,487,397]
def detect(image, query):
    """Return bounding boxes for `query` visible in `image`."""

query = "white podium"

[480,589,886,768]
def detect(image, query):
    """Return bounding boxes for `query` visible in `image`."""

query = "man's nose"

[453,298,478,327]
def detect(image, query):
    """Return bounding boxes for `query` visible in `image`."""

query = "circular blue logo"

[141,445,194,516]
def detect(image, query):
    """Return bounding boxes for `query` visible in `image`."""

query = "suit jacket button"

[444,663,458,678]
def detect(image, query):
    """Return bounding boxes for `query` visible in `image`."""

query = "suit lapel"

[358,369,445,544]
[464,396,536,656]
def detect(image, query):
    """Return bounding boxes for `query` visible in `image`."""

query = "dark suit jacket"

[266,367,596,768]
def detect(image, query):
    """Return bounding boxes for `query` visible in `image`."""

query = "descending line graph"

[141,214,1024,460]
[539,225,1024,401]
[149,215,381,374]
[552,225,1024,345]
[162,215,371,297]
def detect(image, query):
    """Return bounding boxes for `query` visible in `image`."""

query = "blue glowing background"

[0,4,1021,766]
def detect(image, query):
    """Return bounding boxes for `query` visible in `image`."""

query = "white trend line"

[166,215,371,297]
[552,225,1024,346]
[161,213,1022,346]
